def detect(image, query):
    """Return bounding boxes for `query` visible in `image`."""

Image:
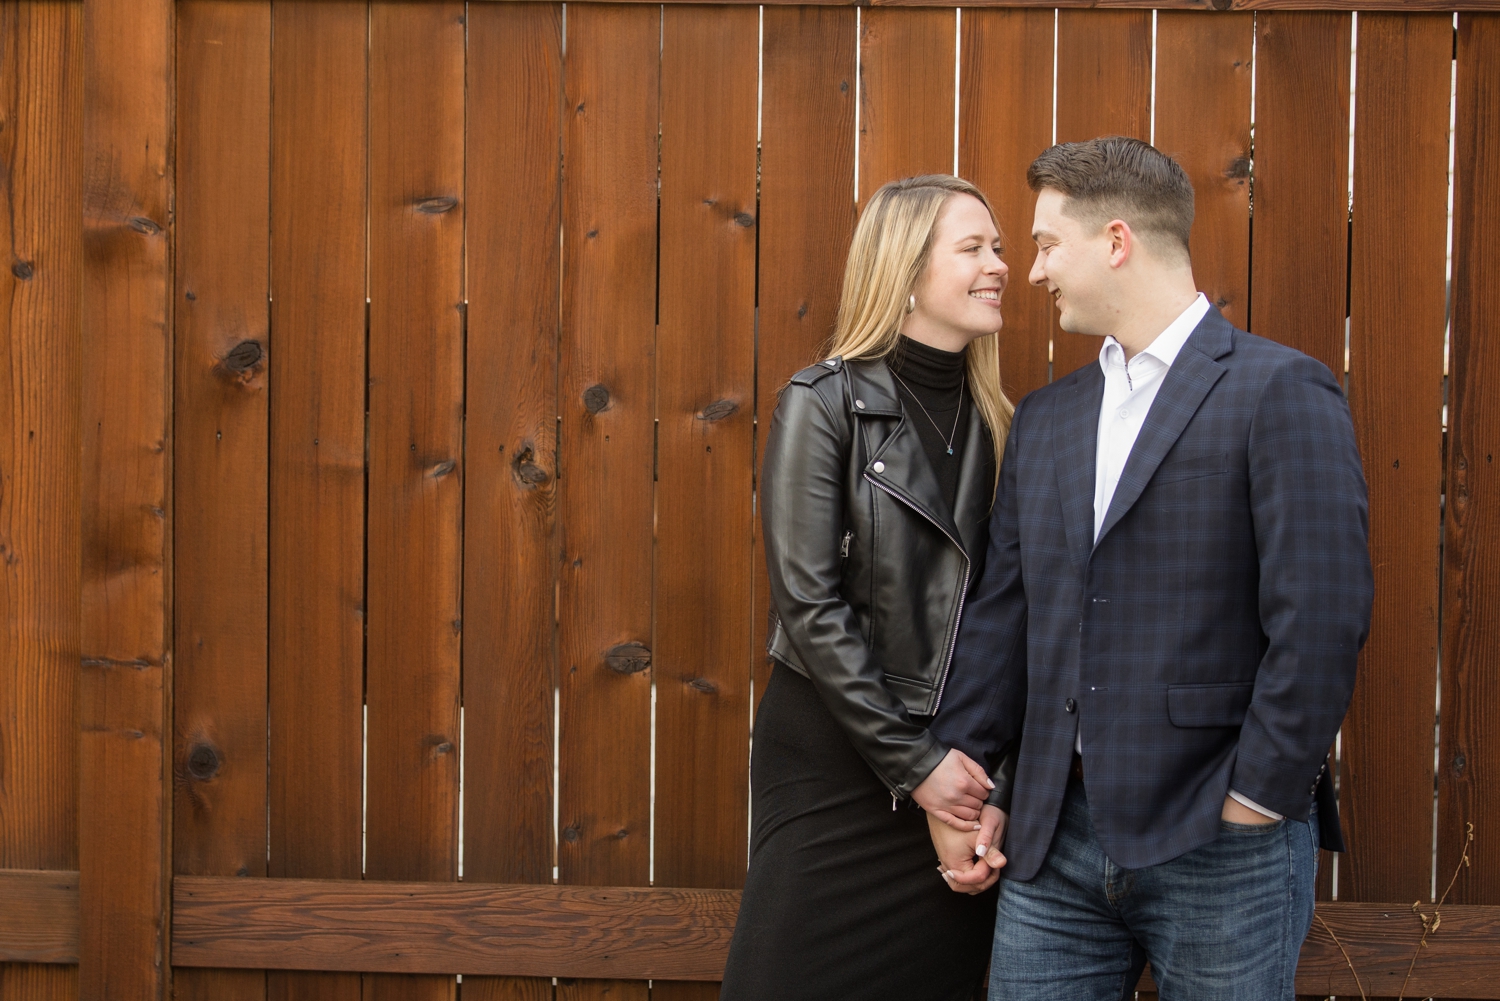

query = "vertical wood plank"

[959,6,1054,400]
[366,3,465,1000]
[1052,8,1151,380]
[266,4,367,1001]
[859,7,955,201]
[80,0,173,992]
[1154,11,1252,330]
[653,0,757,975]
[757,5,857,710]
[462,4,561,1000]
[173,4,272,995]
[557,6,658,1001]
[1341,11,1450,908]
[0,2,82,999]
[1249,11,1351,377]
[1441,11,1500,910]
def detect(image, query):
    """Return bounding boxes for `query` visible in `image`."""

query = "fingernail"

[975,844,987,855]
[973,823,982,830]
[946,870,959,879]
[985,778,996,789]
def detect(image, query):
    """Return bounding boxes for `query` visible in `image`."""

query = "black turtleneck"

[886,336,975,514]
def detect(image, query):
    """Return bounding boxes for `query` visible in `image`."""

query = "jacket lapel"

[849,359,965,548]
[951,399,991,559]
[1094,312,1233,547]
[1054,363,1105,572]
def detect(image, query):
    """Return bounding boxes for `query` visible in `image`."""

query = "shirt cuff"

[1228,789,1284,821]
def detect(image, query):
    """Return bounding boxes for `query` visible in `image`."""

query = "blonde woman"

[720,176,1016,1000]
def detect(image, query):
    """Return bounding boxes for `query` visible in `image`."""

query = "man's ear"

[1105,219,1133,269]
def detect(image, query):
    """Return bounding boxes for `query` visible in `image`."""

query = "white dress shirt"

[1078,293,1281,821]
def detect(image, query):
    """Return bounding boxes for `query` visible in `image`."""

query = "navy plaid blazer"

[932,307,1373,878]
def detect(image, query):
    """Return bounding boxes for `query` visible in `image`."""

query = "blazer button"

[872,461,885,473]
[1065,698,1077,713]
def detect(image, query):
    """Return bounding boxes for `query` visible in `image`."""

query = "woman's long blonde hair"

[828,175,1014,483]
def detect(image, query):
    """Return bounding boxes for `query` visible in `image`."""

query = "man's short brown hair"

[1027,137,1194,260]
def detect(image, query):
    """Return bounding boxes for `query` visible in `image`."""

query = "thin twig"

[1396,822,1474,1001]
[1315,911,1367,1001]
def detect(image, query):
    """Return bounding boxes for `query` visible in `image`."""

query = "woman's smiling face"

[904,193,1009,352]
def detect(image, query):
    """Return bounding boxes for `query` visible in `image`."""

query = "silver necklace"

[890,369,965,455]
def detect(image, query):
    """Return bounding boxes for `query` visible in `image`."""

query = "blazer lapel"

[1054,363,1105,572]
[1094,314,1232,547]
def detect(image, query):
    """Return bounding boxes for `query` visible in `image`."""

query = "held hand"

[1221,794,1279,826]
[928,810,1002,895]
[973,804,1008,870]
[912,748,995,832]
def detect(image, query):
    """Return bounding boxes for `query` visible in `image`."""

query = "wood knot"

[11,260,33,280]
[563,824,581,842]
[415,196,458,214]
[1211,0,1234,9]
[425,735,454,757]
[797,303,808,319]
[511,445,549,487]
[697,399,739,422]
[583,384,611,414]
[220,339,264,375]
[605,642,651,675]
[734,212,755,228]
[128,216,161,236]
[429,459,456,478]
[687,677,719,695]
[187,742,221,781]
[1224,156,1251,180]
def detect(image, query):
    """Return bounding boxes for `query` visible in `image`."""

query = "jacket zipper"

[841,530,853,558]
[863,473,972,716]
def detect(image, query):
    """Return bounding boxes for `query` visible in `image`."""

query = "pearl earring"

[907,294,916,314]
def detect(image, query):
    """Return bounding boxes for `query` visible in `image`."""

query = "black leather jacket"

[762,355,1009,799]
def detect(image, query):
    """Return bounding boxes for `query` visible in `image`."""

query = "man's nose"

[1028,253,1045,287]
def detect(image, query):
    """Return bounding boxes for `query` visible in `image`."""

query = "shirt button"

[1065,698,1077,713]
[1120,408,1130,419]
[872,461,885,473]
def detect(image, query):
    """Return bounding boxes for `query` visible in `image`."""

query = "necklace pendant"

[946,446,954,455]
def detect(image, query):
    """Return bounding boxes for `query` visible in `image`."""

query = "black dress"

[720,339,997,1001]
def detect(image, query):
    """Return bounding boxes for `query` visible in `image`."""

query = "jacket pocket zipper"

[841,530,853,558]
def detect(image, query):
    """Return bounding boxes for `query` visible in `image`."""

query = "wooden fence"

[2,1,1499,999]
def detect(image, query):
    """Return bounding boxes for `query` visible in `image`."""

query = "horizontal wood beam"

[0,869,79,964]
[457,1,1500,11]
[172,877,740,981]
[167,876,1500,996]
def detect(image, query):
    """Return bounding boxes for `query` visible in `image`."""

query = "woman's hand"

[928,809,1003,895]
[912,748,994,831]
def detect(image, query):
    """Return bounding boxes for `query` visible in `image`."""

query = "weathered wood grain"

[266,4,368,1001]
[166,880,1500,997]
[858,6,956,200]
[463,5,562,1000]
[0,0,82,868]
[367,4,466,1000]
[653,10,758,1000]
[958,6,1054,398]
[1154,10,1252,329]
[756,5,857,711]
[1340,11,1451,909]
[1050,7,1151,380]
[0,8,82,998]
[557,7,659,1001]
[1442,11,1500,911]
[80,0,174,994]
[1249,11,1351,375]
[0,870,78,965]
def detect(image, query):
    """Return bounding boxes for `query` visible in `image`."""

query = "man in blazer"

[927,138,1374,999]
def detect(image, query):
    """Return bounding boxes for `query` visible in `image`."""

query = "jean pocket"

[1220,817,1286,834]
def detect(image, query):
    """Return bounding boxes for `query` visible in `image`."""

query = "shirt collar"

[1098,293,1211,374]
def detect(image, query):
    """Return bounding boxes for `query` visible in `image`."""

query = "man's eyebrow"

[1032,227,1057,242]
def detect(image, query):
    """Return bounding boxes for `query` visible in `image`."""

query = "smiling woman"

[720,175,1018,1001]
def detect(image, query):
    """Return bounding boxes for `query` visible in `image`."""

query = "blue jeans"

[989,774,1318,1001]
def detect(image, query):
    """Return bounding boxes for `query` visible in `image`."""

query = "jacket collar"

[1054,307,1235,567]
[846,357,985,556]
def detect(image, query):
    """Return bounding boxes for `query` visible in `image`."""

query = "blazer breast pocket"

[1167,681,1254,728]
[1153,450,1229,485]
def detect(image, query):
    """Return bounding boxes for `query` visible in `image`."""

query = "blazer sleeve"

[1232,354,1374,820]
[760,380,947,798]
[930,394,1031,808]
